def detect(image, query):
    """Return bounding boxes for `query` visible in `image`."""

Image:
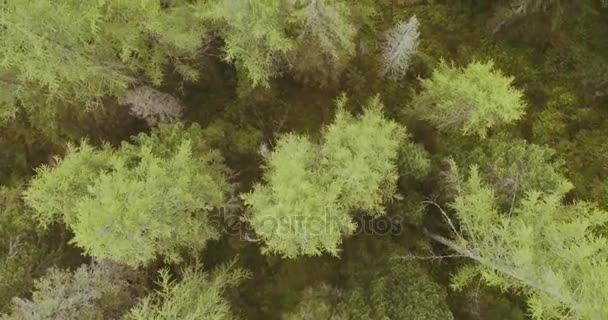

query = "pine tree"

[0,0,207,120]
[25,124,230,266]
[412,60,526,138]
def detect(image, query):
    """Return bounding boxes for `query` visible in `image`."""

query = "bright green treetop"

[243,97,416,258]
[0,0,208,119]
[25,123,230,266]
[413,60,526,138]
[436,166,608,319]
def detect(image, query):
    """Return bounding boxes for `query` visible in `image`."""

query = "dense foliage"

[1,0,608,319]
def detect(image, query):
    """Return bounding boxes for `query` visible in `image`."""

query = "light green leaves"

[414,60,526,138]
[243,96,412,258]
[25,124,230,266]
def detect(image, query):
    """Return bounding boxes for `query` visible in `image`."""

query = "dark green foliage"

[284,260,454,320]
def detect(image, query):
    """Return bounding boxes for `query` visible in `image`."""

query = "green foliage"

[1,261,140,320]
[25,123,230,266]
[0,0,208,119]
[124,263,246,320]
[203,0,292,87]
[244,97,417,257]
[413,60,527,138]
[446,166,608,319]
[0,188,47,312]
[463,138,568,207]
[284,260,453,320]
[288,0,358,87]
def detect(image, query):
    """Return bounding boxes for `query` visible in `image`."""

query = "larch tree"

[0,0,208,120]
[380,16,420,80]
[243,96,420,258]
[202,0,292,87]
[24,123,231,266]
[426,166,608,319]
[284,260,453,320]
[0,261,141,320]
[463,138,567,208]
[124,263,246,320]
[412,60,526,138]
[288,0,358,87]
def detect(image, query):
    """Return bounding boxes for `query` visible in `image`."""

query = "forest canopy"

[1,0,608,319]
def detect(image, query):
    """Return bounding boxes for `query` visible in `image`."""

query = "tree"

[203,0,292,87]
[412,60,526,138]
[0,0,208,120]
[288,0,358,87]
[124,263,246,320]
[24,123,231,266]
[243,96,413,258]
[456,137,567,208]
[1,261,141,320]
[380,16,420,80]
[119,86,184,126]
[426,166,608,319]
[0,188,69,313]
[284,260,454,320]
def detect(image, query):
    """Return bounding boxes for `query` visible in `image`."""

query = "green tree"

[456,137,568,208]
[288,0,358,87]
[0,188,73,312]
[0,0,208,120]
[124,263,246,320]
[427,166,608,319]
[1,261,141,320]
[243,96,418,258]
[412,60,526,138]
[284,260,453,320]
[25,123,230,266]
[203,0,292,87]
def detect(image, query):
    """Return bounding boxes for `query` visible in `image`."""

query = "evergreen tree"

[124,263,246,320]
[203,0,292,87]
[0,0,208,120]
[412,60,526,138]
[288,0,358,87]
[243,96,416,257]
[25,124,230,266]
[284,260,453,320]
[428,166,608,319]
[456,137,568,208]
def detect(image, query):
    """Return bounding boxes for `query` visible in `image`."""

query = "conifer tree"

[25,124,230,266]
[0,0,208,120]
[124,263,246,320]
[428,166,608,319]
[413,60,526,138]
[203,0,292,87]
[243,97,420,258]
[288,0,358,86]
